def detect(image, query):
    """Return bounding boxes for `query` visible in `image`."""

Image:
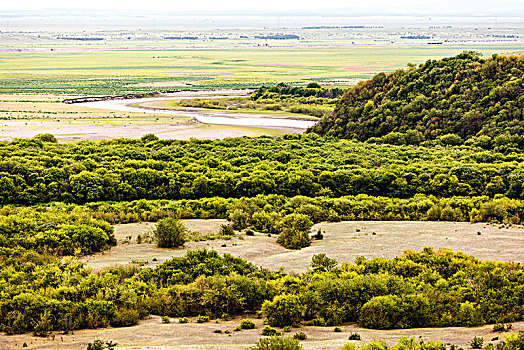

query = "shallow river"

[78,90,318,129]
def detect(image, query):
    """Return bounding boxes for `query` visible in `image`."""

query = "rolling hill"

[310,52,524,151]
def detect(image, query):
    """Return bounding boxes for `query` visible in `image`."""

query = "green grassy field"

[1,44,522,95]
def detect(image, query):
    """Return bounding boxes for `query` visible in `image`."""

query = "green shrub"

[32,311,52,337]
[470,336,484,349]
[179,317,188,324]
[359,340,387,350]
[34,133,58,143]
[293,332,307,340]
[246,229,255,236]
[283,326,292,332]
[251,336,302,350]
[342,343,356,350]
[358,295,403,329]
[334,327,342,332]
[87,340,118,350]
[161,316,170,324]
[251,212,275,233]
[141,133,159,143]
[197,315,210,323]
[214,329,222,333]
[230,209,249,230]
[154,217,187,248]
[306,318,326,326]
[348,333,361,340]
[240,319,256,329]
[276,214,313,249]
[261,326,282,336]
[111,308,139,327]
[220,224,235,236]
[311,254,337,272]
[262,294,305,327]
[493,323,505,332]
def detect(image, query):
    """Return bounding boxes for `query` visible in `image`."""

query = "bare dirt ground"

[2,315,522,350]
[83,220,524,272]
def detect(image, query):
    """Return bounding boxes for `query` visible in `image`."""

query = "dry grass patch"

[83,220,524,271]
[1,316,522,350]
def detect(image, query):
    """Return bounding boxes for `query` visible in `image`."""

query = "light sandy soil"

[83,220,524,272]
[1,316,522,350]
[0,119,288,141]
[0,90,303,141]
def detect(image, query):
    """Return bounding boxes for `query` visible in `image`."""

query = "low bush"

[348,333,361,340]
[470,336,484,349]
[251,336,302,350]
[219,224,235,236]
[197,315,210,323]
[240,319,256,330]
[261,326,281,336]
[293,332,307,340]
[111,308,139,327]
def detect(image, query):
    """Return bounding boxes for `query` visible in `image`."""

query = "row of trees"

[3,134,524,205]
[81,194,524,227]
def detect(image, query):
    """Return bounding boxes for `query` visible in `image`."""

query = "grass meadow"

[1,43,523,95]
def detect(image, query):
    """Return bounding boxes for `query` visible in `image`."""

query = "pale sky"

[2,0,524,15]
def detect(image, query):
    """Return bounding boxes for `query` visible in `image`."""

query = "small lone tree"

[311,254,337,272]
[276,214,313,249]
[154,217,187,248]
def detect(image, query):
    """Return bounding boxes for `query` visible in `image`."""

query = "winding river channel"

[78,89,318,130]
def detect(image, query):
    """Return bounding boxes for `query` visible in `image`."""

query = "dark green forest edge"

[1,52,524,345]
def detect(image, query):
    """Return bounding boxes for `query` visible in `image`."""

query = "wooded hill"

[310,52,524,151]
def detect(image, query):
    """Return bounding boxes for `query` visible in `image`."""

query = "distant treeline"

[400,35,431,39]
[163,36,198,40]
[254,34,300,40]
[57,37,104,41]
[252,83,345,100]
[302,26,380,29]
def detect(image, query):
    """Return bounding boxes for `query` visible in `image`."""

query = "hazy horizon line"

[1,8,523,18]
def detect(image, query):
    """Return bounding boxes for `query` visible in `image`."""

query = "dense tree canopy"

[3,134,524,206]
[310,52,524,151]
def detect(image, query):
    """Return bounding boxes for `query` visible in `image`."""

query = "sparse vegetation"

[251,335,302,350]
